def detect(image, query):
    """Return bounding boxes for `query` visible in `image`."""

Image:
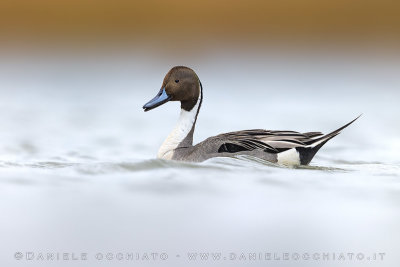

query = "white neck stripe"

[157,84,202,159]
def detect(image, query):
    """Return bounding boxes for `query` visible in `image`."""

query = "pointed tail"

[297,115,361,165]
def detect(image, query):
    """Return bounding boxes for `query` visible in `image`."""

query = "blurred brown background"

[1,0,399,47]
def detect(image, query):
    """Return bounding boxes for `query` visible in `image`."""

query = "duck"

[143,66,359,165]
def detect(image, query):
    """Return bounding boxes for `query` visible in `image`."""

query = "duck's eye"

[175,80,179,83]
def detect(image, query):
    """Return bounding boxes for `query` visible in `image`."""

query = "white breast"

[157,92,201,159]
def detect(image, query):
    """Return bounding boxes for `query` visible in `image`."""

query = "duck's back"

[171,116,359,165]
[171,129,322,163]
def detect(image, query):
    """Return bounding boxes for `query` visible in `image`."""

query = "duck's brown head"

[143,66,201,112]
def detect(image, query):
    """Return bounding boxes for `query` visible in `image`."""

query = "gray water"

[0,49,399,266]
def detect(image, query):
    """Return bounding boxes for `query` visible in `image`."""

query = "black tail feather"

[305,114,361,146]
[297,134,338,165]
[297,115,361,164]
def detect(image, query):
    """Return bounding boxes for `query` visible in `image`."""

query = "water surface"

[0,51,399,266]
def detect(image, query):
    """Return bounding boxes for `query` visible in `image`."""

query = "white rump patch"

[277,148,300,166]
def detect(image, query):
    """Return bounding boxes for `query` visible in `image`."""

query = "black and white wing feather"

[215,129,322,153]
[213,115,360,155]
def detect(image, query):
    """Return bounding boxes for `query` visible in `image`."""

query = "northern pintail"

[143,66,359,165]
